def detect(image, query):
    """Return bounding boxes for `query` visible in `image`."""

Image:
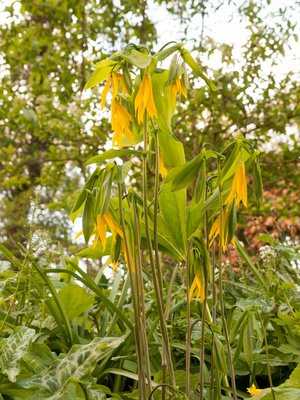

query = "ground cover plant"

[0,38,300,400]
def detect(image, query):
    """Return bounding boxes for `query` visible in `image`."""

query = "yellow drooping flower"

[225,161,248,208]
[247,384,262,397]
[134,73,157,124]
[95,213,123,248]
[170,77,187,101]
[209,209,229,251]
[189,274,205,303]
[101,72,127,108]
[111,99,134,146]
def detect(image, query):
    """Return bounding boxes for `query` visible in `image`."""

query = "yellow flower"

[134,73,157,124]
[95,213,122,248]
[225,161,248,208]
[170,77,187,101]
[189,274,205,303]
[101,72,127,108]
[247,384,262,397]
[209,209,229,251]
[111,99,134,147]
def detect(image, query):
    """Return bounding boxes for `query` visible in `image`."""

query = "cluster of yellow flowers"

[92,68,188,265]
[209,160,248,251]
[99,68,187,150]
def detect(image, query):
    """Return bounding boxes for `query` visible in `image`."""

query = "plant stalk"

[142,118,175,387]
[217,160,238,400]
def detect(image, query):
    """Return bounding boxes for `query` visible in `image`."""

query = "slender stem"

[142,117,175,387]
[217,160,237,400]
[133,199,152,396]
[210,243,217,399]
[259,313,276,400]
[199,296,207,400]
[117,184,146,399]
[199,158,208,400]
[153,131,164,300]
[186,242,191,398]
[153,130,167,400]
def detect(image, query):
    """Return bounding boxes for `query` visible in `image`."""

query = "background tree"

[0,0,299,258]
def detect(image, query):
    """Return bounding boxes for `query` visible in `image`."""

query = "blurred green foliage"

[0,0,299,255]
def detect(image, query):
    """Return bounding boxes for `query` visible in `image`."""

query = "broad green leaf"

[22,343,57,375]
[152,70,176,134]
[57,284,94,320]
[84,59,116,89]
[170,154,202,191]
[158,130,185,169]
[121,47,152,68]
[257,364,300,399]
[0,327,36,382]
[159,183,186,256]
[283,364,300,388]
[187,200,204,237]
[20,337,124,397]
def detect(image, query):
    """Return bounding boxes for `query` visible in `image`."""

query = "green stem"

[200,158,208,400]
[258,313,276,400]
[142,118,175,387]
[153,131,168,400]
[185,243,191,398]
[210,243,217,399]
[117,184,146,399]
[217,160,237,400]
[133,198,152,396]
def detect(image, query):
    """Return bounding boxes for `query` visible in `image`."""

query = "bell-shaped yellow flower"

[111,99,134,147]
[134,73,157,124]
[209,209,229,251]
[170,77,187,101]
[95,213,123,248]
[189,274,205,303]
[101,72,127,108]
[247,384,262,397]
[225,161,248,208]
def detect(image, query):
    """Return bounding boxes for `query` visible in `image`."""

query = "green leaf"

[159,183,186,256]
[85,149,140,166]
[0,327,36,382]
[180,47,217,92]
[120,47,152,68]
[57,284,94,320]
[82,193,95,243]
[221,145,249,183]
[70,169,99,220]
[257,364,300,399]
[158,130,185,169]
[152,70,176,134]
[20,337,125,397]
[170,154,202,191]
[84,59,116,89]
